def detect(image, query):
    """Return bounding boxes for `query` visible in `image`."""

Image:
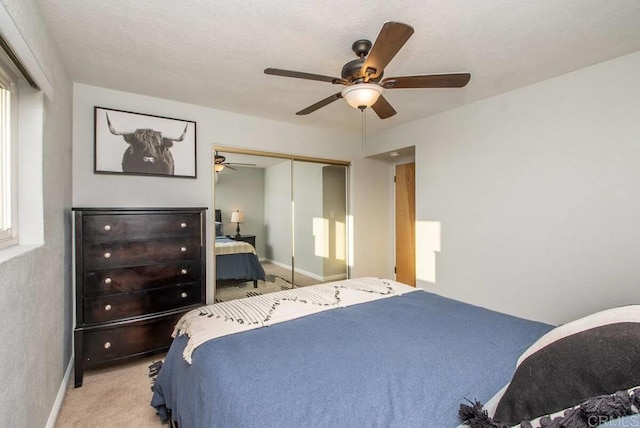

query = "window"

[0,61,17,249]
[0,14,49,260]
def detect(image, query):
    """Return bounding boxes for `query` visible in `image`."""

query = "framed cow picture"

[94,106,197,178]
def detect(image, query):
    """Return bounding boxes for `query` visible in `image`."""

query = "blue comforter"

[215,237,265,281]
[151,290,552,427]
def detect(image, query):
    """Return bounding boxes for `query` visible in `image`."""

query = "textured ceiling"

[38,0,640,134]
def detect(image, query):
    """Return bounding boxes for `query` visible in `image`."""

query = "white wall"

[349,156,395,278]
[73,84,389,297]
[215,166,266,255]
[367,50,640,325]
[0,1,73,426]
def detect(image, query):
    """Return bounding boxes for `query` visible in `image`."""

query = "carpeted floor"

[55,354,164,427]
[214,261,321,302]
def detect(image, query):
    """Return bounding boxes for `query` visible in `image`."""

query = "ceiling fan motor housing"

[341,58,383,83]
[341,58,365,82]
[341,39,384,83]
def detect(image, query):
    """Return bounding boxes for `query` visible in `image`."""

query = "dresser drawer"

[83,261,201,296]
[83,282,201,324]
[81,313,184,366]
[83,236,201,269]
[83,213,201,243]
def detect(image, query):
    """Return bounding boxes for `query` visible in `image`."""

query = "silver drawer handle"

[180,222,187,228]
[104,304,112,311]
[104,224,111,231]
[180,247,187,252]
[181,292,188,298]
[181,268,188,275]
[104,342,111,349]
[104,252,111,259]
[104,277,112,284]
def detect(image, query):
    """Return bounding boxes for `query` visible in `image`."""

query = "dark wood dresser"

[72,207,206,387]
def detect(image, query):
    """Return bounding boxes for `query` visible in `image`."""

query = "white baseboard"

[46,356,73,428]
[264,258,291,271]
[294,266,324,282]
[322,272,348,282]
[263,259,347,282]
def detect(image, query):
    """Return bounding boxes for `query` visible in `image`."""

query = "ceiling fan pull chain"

[361,108,366,156]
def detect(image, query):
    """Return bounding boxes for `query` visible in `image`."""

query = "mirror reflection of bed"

[213,150,348,302]
[214,209,266,296]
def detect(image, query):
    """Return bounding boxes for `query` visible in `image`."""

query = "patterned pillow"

[215,221,223,236]
[520,387,639,427]
[460,387,640,428]
[491,305,640,426]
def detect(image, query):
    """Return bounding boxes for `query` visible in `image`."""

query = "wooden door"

[395,163,415,286]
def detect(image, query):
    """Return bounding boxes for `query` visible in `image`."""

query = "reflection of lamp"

[230,210,243,237]
[341,83,383,110]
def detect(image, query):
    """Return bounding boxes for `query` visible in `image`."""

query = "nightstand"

[228,234,256,248]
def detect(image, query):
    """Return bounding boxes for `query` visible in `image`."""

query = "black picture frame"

[94,106,197,178]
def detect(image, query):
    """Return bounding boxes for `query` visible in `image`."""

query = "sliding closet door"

[292,161,348,286]
[214,149,349,296]
[214,152,292,291]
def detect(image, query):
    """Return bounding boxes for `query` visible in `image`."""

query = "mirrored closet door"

[213,148,349,302]
[292,160,348,287]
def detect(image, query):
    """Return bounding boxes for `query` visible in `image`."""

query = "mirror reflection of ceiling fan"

[264,21,470,119]
[214,152,256,172]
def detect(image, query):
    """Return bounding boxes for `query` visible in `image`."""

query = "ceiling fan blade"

[227,163,256,167]
[264,68,344,84]
[371,95,397,119]
[296,92,343,115]
[381,73,471,89]
[360,22,414,80]
[225,165,238,171]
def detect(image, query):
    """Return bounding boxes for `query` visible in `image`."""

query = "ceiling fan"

[214,152,255,172]
[264,21,470,119]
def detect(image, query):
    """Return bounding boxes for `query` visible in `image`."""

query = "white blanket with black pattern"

[172,277,417,363]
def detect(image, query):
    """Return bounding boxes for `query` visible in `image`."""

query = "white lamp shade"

[341,83,383,109]
[230,210,243,223]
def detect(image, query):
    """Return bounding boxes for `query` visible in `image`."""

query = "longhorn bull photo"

[105,112,189,175]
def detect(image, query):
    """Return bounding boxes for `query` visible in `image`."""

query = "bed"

[214,209,265,288]
[150,278,640,427]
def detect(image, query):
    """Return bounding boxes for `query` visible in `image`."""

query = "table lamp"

[230,210,243,237]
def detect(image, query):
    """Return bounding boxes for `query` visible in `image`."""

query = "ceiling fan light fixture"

[214,164,225,173]
[341,83,383,109]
